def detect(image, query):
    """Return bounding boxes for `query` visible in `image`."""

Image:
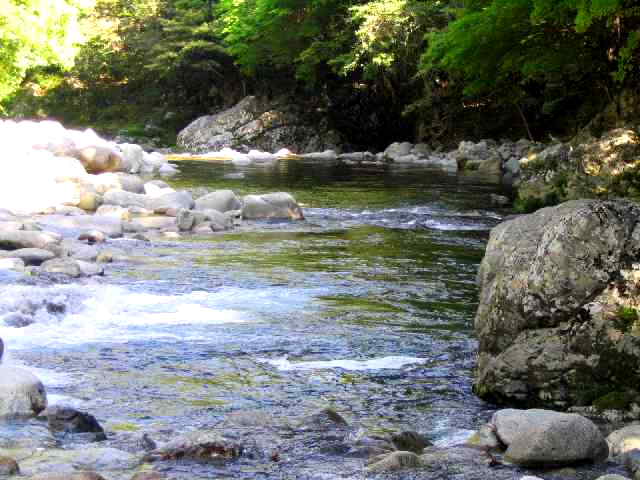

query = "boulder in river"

[144,430,242,462]
[474,199,640,408]
[242,192,304,220]
[0,365,47,418]
[46,406,106,441]
[195,190,242,213]
[71,146,123,174]
[491,409,608,467]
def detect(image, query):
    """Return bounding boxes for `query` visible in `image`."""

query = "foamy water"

[261,355,428,371]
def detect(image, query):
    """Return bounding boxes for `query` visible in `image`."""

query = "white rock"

[0,365,47,418]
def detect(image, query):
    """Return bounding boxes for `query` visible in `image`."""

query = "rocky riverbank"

[2,118,640,480]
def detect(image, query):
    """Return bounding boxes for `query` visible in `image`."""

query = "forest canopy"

[2,0,639,145]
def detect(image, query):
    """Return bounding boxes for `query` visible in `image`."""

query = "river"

[1,159,509,478]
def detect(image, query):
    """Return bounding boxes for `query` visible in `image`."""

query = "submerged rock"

[474,199,640,408]
[366,450,421,473]
[145,430,242,462]
[46,406,106,441]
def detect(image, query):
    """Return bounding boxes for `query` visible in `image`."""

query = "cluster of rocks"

[0,121,305,280]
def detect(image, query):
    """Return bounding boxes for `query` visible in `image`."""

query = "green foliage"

[0,0,86,106]
[614,306,639,332]
[593,390,637,411]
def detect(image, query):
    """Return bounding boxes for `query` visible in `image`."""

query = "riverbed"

[1,159,510,478]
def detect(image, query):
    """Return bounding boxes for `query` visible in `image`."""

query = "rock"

[0,248,55,266]
[475,199,640,407]
[37,215,123,239]
[452,140,502,174]
[78,230,107,244]
[95,205,131,221]
[624,449,640,478]
[609,425,640,457]
[176,95,342,154]
[199,209,234,231]
[126,217,176,232]
[46,406,106,441]
[145,430,242,462]
[144,183,175,198]
[176,209,195,231]
[491,409,608,467]
[0,231,60,250]
[516,129,640,212]
[41,258,82,277]
[119,143,145,173]
[77,261,104,277]
[391,431,430,453]
[3,313,34,328]
[148,191,194,212]
[158,163,178,176]
[595,476,632,480]
[0,365,47,418]
[0,457,19,475]
[130,473,166,480]
[21,447,137,475]
[242,192,304,220]
[102,190,149,209]
[490,194,510,207]
[0,258,25,273]
[384,142,414,160]
[303,150,338,161]
[72,146,122,174]
[194,190,242,213]
[29,474,106,480]
[366,451,421,473]
[96,251,114,264]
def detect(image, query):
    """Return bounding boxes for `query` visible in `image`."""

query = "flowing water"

[0,160,513,478]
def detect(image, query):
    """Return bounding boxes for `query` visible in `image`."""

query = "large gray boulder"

[0,231,60,250]
[608,425,640,457]
[475,199,640,408]
[492,409,608,466]
[177,96,342,154]
[242,193,304,220]
[0,248,54,266]
[0,365,47,418]
[194,190,241,213]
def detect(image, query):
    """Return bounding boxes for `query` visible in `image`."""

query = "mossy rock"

[593,391,638,411]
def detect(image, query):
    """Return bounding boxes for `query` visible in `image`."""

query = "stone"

[95,205,131,221]
[76,260,105,277]
[177,95,342,154]
[41,258,82,277]
[0,457,19,475]
[384,142,414,160]
[145,430,242,462]
[176,209,195,232]
[490,194,510,207]
[200,209,234,231]
[46,406,106,441]
[119,143,145,174]
[475,199,640,407]
[78,230,107,244]
[0,365,47,418]
[0,231,60,250]
[72,146,122,174]
[102,190,149,209]
[0,248,48,264]
[624,449,640,478]
[114,173,145,193]
[29,474,106,480]
[466,424,502,450]
[130,473,166,480]
[3,313,34,328]
[0,258,24,271]
[37,215,123,239]
[595,476,632,480]
[242,192,304,220]
[147,191,194,212]
[302,150,338,161]
[492,409,608,467]
[609,425,640,457]
[391,431,430,453]
[366,451,421,473]
[194,190,242,213]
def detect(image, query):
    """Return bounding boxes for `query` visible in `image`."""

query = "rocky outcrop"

[475,199,640,408]
[515,128,640,212]
[176,96,342,154]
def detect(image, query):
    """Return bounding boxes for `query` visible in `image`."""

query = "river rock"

[608,425,640,457]
[492,409,608,467]
[199,209,234,231]
[95,205,131,221]
[624,449,640,479]
[595,476,632,480]
[303,150,338,162]
[41,258,82,277]
[29,474,106,480]
[0,258,25,272]
[71,146,122,174]
[119,143,145,173]
[145,430,242,462]
[78,230,107,244]
[391,431,430,453]
[176,209,195,231]
[46,406,106,441]
[0,365,47,418]
[366,451,421,473]
[37,215,123,239]
[451,140,502,174]
[242,193,304,220]
[130,472,166,480]
[102,190,149,209]
[194,190,242,213]
[177,95,342,154]
[475,199,640,407]
[0,231,60,250]
[148,191,194,212]
[0,248,55,266]
[0,457,19,475]
[20,447,137,476]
